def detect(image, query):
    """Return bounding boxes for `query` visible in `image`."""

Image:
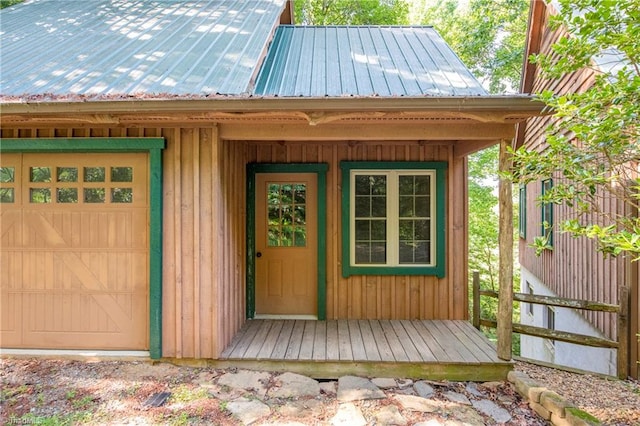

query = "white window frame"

[349,169,436,268]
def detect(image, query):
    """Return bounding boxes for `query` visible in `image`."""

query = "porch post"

[497,138,514,360]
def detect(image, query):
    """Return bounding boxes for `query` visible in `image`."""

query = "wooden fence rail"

[472,271,630,378]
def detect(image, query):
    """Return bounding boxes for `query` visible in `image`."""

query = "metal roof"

[0,0,286,98]
[254,25,488,97]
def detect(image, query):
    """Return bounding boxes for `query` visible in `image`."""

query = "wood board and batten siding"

[1,124,469,361]
[520,0,637,375]
[246,140,468,322]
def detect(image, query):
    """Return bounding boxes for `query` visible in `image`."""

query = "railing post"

[618,285,630,379]
[473,271,480,329]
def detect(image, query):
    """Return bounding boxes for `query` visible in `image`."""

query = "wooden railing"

[471,271,630,378]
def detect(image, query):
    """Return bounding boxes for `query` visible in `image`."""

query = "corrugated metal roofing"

[255,25,487,97]
[0,0,286,97]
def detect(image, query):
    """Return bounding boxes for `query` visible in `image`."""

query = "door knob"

[256,252,262,258]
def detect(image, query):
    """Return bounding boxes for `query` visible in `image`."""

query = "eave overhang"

[1,95,542,115]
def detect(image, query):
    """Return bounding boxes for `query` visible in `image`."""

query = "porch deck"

[218,319,512,381]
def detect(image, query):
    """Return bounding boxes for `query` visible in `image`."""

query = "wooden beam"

[480,289,620,312]
[454,140,497,158]
[480,319,618,349]
[219,122,517,141]
[497,139,514,360]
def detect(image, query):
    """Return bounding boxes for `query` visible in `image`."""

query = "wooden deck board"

[358,320,382,361]
[337,320,353,360]
[258,320,283,359]
[219,319,512,381]
[326,320,339,360]
[411,320,449,362]
[313,320,327,361]
[226,318,262,358]
[391,321,424,362]
[348,320,368,361]
[380,320,409,362]
[400,321,437,362]
[369,320,396,361]
[299,321,316,360]
[284,320,305,360]
[270,320,294,359]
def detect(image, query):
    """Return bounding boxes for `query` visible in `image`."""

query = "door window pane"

[267,182,307,247]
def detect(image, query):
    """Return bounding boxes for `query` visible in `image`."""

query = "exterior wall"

[245,140,468,321]
[0,125,469,360]
[520,268,617,376]
[519,0,638,376]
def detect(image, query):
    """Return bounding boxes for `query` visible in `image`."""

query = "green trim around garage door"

[0,138,165,359]
[246,163,329,320]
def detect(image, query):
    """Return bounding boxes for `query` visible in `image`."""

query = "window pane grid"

[353,175,388,264]
[351,171,434,267]
[397,175,432,265]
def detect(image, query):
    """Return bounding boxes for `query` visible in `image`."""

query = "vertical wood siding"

[1,127,468,359]
[520,4,627,343]
[245,140,468,322]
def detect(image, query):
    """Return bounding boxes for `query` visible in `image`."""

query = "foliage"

[467,146,499,288]
[0,0,22,9]
[294,0,410,25]
[421,0,530,93]
[511,0,640,258]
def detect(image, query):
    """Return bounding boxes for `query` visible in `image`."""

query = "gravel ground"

[514,361,640,425]
[1,357,638,425]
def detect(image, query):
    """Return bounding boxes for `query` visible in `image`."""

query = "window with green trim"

[541,179,553,247]
[518,184,527,238]
[341,162,446,277]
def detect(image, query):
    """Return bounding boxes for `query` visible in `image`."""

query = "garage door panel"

[0,152,150,350]
[0,292,22,346]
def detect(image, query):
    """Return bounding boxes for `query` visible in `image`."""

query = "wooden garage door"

[0,153,149,350]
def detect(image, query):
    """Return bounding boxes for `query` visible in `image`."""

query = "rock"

[267,372,320,399]
[447,405,487,426]
[331,402,367,426]
[372,377,397,389]
[337,376,386,402]
[443,390,471,405]
[278,399,323,418]
[396,378,413,389]
[413,381,435,398]
[218,369,271,398]
[472,399,512,424]
[226,397,271,425]
[465,382,484,397]
[393,394,441,413]
[375,405,407,425]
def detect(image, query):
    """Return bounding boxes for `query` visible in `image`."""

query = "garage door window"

[25,164,135,204]
[0,166,15,203]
